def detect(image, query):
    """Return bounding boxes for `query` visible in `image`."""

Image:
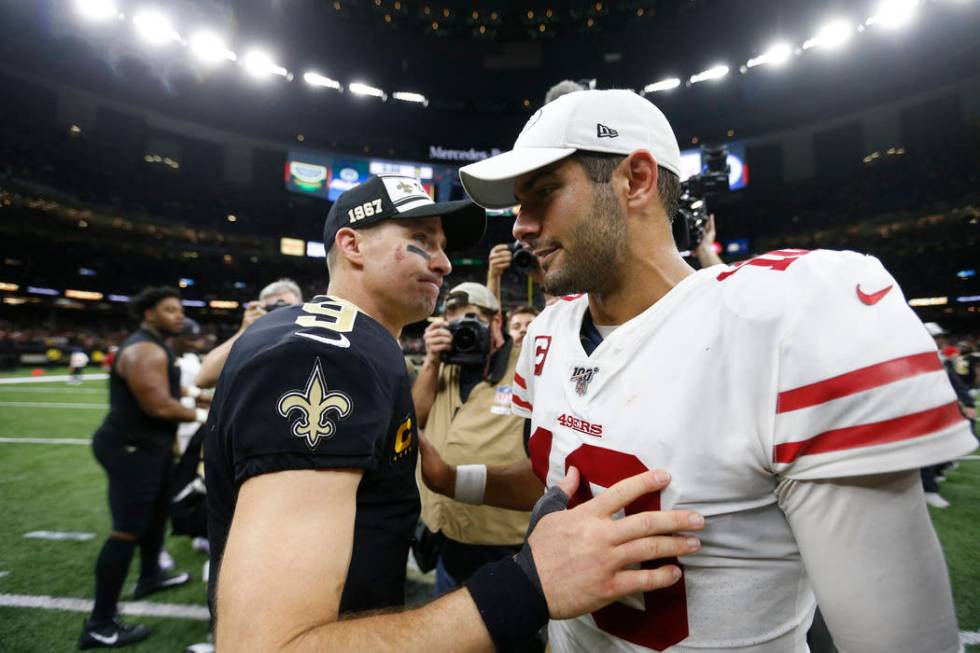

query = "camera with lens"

[508,241,537,272]
[262,299,291,313]
[441,316,491,366]
[672,144,730,250]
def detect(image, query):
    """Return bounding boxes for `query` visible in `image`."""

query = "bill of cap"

[459,146,576,209]
[397,199,486,252]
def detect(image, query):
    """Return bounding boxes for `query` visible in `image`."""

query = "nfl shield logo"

[570,366,599,396]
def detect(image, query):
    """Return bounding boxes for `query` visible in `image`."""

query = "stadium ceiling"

[0,0,977,149]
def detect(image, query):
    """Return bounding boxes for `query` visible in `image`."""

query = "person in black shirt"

[206,175,703,652]
[79,287,209,650]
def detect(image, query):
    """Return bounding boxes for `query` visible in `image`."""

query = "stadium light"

[746,42,793,68]
[689,65,729,85]
[867,0,919,29]
[189,31,237,64]
[643,78,681,93]
[803,20,853,50]
[74,0,119,22]
[303,72,342,90]
[349,82,387,100]
[393,91,428,106]
[243,50,289,78]
[132,9,180,45]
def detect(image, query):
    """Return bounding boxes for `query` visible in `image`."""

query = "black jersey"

[205,295,420,615]
[94,328,180,453]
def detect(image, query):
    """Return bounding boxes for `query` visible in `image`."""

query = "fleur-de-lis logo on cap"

[277,359,353,449]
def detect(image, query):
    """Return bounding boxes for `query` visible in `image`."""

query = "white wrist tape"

[180,396,195,410]
[195,407,209,424]
[186,385,203,399]
[454,464,487,505]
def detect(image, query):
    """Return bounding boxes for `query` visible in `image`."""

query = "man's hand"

[694,214,723,267]
[487,244,513,281]
[418,432,455,497]
[422,319,452,365]
[240,301,267,332]
[528,468,704,619]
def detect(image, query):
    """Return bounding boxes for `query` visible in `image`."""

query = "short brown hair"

[508,305,539,321]
[570,152,681,224]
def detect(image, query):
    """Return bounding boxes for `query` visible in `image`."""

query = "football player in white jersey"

[419,89,976,653]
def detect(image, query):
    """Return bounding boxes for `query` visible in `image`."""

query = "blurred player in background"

[68,346,89,385]
[80,287,208,649]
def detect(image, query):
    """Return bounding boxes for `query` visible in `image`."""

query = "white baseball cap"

[459,89,681,209]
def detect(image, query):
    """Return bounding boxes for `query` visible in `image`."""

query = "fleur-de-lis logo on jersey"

[277,359,353,450]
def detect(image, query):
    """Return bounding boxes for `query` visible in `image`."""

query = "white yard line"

[962,631,980,645]
[0,593,209,620]
[0,374,108,385]
[24,531,95,542]
[0,401,108,409]
[0,387,105,394]
[959,455,980,461]
[0,437,90,445]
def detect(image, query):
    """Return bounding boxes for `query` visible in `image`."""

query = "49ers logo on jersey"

[533,336,552,376]
[557,413,603,437]
[570,365,599,396]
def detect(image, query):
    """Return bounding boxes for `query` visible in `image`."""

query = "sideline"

[0,374,108,385]
[0,593,209,620]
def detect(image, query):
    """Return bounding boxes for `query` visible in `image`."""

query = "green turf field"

[0,371,977,652]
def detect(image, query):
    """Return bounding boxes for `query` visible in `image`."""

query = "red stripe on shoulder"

[513,372,527,389]
[561,294,583,301]
[773,401,964,464]
[777,351,942,414]
[512,395,533,411]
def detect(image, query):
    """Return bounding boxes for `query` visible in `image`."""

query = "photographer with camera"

[487,241,553,308]
[195,279,302,389]
[412,283,535,625]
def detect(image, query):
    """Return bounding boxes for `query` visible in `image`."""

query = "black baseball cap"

[323,174,486,253]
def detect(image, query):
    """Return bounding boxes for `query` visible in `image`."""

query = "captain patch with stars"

[204,295,421,615]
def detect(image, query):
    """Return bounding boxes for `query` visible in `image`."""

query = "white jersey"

[69,351,89,368]
[176,352,203,448]
[511,249,975,653]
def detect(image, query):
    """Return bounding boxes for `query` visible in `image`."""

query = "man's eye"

[537,187,555,199]
[413,234,428,244]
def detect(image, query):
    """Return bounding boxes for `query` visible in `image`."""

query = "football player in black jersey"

[205,175,704,651]
[79,287,208,650]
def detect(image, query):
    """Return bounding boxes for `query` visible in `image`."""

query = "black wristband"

[465,555,549,651]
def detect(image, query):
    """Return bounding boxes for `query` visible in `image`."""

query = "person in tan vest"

[412,283,535,610]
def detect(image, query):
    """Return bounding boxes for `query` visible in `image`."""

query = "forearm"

[274,589,492,653]
[411,358,440,428]
[484,458,543,511]
[140,397,199,422]
[779,471,961,653]
[486,273,502,305]
[196,332,241,389]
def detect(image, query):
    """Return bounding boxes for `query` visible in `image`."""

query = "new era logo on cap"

[596,123,619,138]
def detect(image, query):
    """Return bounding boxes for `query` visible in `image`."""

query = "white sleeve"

[771,250,976,480]
[778,471,962,653]
[511,333,535,419]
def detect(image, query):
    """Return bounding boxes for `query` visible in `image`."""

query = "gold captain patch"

[277,359,353,450]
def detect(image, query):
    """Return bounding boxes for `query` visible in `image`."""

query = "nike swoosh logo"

[856,283,893,306]
[89,633,119,645]
[295,331,351,349]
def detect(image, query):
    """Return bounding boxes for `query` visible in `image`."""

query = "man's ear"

[335,227,367,269]
[622,150,659,210]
